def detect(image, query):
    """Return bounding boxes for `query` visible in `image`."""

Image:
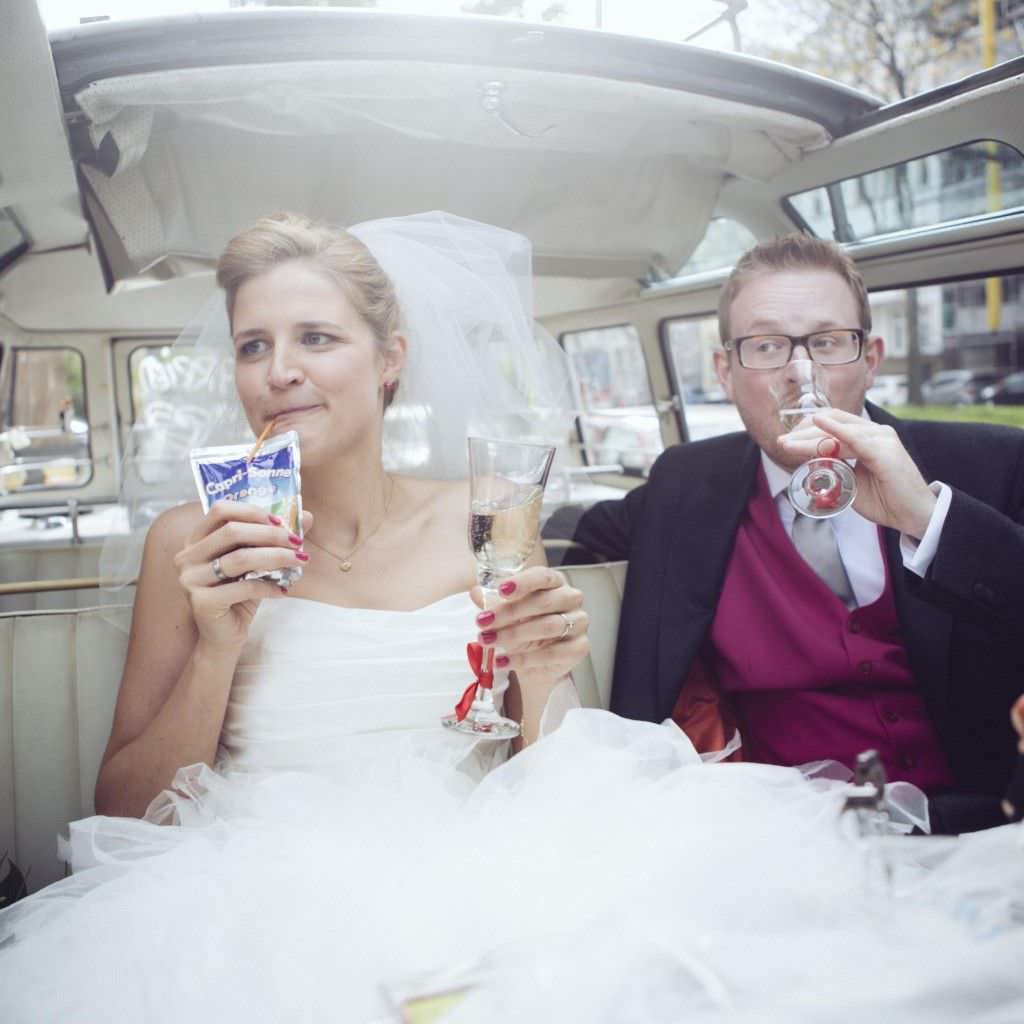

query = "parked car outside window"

[866,373,908,407]
[981,371,1024,405]
[920,368,1004,405]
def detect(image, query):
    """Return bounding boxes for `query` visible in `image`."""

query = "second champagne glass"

[773,358,857,519]
[443,436,556,738]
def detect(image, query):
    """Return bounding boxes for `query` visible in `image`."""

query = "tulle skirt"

[1,710,1022,1024]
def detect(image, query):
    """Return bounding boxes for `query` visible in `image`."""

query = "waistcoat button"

[858,660,873,674]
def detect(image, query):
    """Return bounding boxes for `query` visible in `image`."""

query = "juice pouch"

[189,430,303,587]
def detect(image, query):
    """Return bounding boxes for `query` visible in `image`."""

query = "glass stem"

[473,576,503,721]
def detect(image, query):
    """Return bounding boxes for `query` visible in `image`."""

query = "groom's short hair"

[717,234,872,344]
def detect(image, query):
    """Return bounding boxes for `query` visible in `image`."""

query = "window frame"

[558,322,662,476]
[5,343,94,492]
[658,314,718,443]
[658,310,749,446]
[113,336,185,487]
[781,136,1024,245]
[125,340,176,429]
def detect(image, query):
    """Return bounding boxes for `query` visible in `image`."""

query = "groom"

[569,235,1024,834]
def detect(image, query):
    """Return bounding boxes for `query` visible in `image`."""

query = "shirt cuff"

[900,482,952,578]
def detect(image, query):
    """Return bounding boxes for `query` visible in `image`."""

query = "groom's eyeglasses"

[724,329,865,370]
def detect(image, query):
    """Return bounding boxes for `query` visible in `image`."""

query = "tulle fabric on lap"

[2,710,1021,1024]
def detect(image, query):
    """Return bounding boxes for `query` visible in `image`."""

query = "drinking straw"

[246,417,278,462]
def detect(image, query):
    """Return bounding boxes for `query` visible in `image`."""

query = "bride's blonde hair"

[217,212,403,405]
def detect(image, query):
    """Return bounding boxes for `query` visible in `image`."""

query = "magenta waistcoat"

[708,467,954,793]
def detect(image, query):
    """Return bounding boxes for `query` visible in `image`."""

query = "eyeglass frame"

[722,329,867,369]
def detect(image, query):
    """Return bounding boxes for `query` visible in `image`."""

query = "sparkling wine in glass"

[774,359,856,519]
[443,437,556,738]
[469,487,544,580]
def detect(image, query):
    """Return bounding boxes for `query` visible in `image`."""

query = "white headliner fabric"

[74,61,832,283]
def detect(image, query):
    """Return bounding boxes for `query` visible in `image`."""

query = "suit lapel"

[655,434,760,718]
[868,403,953,724]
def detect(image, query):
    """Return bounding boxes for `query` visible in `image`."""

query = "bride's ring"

[211,557,230,583]
[558,612,575,640]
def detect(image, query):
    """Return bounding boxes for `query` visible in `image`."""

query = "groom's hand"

[780,409,937,540]
[470,566,590,685]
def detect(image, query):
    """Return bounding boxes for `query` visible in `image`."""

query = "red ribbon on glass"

[453,641,494,722]
[807,437,844,512]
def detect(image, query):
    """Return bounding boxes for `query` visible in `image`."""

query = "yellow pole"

[980,0,996,65]
[980,0,1002,331]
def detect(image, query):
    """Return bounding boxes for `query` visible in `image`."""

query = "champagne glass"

[773,358,856,518]
[443,437,556,738]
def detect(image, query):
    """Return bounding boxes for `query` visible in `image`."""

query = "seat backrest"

[562,561,627,711]
[0,605,130,891]
[0,543,106,612]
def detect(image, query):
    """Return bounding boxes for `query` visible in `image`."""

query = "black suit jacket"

[573,404,1024,795]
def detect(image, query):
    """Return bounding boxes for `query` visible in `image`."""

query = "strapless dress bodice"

[219,592,482,775]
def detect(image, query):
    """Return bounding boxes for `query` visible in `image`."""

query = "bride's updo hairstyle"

[216,212,402,407]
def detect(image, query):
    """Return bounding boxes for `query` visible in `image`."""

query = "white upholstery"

[561,561,627,712]
[0,605,130,891]
[0,543,105,612]
[0,561,627,894]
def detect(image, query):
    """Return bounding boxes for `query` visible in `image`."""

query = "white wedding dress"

[2,594,1023,1024]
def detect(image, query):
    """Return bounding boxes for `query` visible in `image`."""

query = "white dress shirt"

[761,419,951,608]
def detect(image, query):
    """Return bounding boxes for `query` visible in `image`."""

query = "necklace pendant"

[339,560,353,572]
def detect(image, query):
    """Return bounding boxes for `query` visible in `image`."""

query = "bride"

[1,213,1023,1024]
[94,210,590,818]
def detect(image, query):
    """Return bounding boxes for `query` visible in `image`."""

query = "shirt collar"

[759,405,869,501]
[760,452,793,501]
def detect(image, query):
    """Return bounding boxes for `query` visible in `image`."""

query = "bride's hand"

[471,566,590,688]
[174,501,314,654]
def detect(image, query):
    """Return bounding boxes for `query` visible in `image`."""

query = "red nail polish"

[288,533,302,546]
[479,630,497,645]
[476,610,495,627]
[295,551,310,561]
[498,581,517,596]
[268,515,283,526]
[279,586,288,594]
[495,655,510,668]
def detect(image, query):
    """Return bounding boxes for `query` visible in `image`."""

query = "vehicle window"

[676,219,757,277]
[127,343,227,483]
[1,348,91,495]
[561,325,663,477]
[663,316,743,442]
[872,271,1024,427]
[787,140,1024,243]
[0,209,27,273]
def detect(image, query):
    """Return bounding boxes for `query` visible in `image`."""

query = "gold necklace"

[305,475,395,572]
